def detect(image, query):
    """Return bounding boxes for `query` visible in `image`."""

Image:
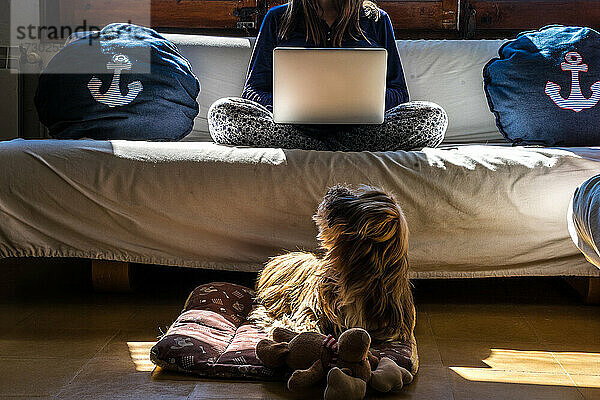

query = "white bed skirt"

[1,139,599,278]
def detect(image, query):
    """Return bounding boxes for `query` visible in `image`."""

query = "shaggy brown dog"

[249,184,415,343]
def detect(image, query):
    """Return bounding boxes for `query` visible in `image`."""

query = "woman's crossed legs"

[208,97,447,151]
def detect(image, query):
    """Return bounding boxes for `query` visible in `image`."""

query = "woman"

[208,0,448,151]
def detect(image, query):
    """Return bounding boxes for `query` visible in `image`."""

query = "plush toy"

[256,327,413,400]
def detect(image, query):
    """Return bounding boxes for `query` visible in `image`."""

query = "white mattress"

[1,139,599,278]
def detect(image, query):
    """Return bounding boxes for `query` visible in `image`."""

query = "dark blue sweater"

[241,4,409,112]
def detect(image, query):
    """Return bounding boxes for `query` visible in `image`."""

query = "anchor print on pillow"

[34,23,199,140]
[545,52,600,112]
[483,25,600,146]
[88,54,143,108]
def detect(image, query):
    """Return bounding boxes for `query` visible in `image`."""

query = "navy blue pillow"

[484,25,600,146]
[35,23,200,141]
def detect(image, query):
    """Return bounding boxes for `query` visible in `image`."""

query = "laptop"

[272,47,387,124]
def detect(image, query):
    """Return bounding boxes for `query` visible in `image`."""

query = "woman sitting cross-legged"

[208,0,448,151]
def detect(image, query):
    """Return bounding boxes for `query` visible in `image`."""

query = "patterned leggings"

[207,97,448,151]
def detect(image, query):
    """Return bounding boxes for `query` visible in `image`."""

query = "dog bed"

[150,282,418,379]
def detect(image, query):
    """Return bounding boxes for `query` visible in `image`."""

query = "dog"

[249,184,415,343]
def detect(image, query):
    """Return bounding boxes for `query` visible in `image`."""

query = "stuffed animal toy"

[256,327,413,400]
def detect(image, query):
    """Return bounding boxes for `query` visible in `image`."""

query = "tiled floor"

[0,259,598,399]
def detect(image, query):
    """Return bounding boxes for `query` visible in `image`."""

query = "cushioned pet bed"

[1,139,600,278]
[150,282,417,378]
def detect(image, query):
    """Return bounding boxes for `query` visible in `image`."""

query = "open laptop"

[273,47,387,124]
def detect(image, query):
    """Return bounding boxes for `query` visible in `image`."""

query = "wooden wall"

[44,0,600,39]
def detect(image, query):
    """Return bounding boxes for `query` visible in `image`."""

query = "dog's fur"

[249,185,415,343]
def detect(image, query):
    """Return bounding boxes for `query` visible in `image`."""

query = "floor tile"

[436,340,565,374]
[427,304,538,343]
[95,331,160,360]
[122,304,183,336]
[187,379,315,399]
[448,367,584,400]
[569,374,600,400]
[56,357,196,400]
[413,310,433,338]
[99,335,158,373]
[0,329,114,359]
[13,303,135,333]
[518,305,600,345]
[416,335,443,367]
[0,357,87,397]
[551,345,600,377]
[382,366,454,400]
[413,311,443,368]
[0,305,34,328]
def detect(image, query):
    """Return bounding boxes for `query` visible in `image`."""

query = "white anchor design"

[88,54,143,108]
[545,51,600,112]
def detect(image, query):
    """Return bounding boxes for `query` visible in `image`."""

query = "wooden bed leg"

[565,277,600,305]
[91,260,133,292]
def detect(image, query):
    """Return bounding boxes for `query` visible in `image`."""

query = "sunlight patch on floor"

[127,341,157,372]
[450,367,576,386]
[553,351,600,373]
[450,348,600,388]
